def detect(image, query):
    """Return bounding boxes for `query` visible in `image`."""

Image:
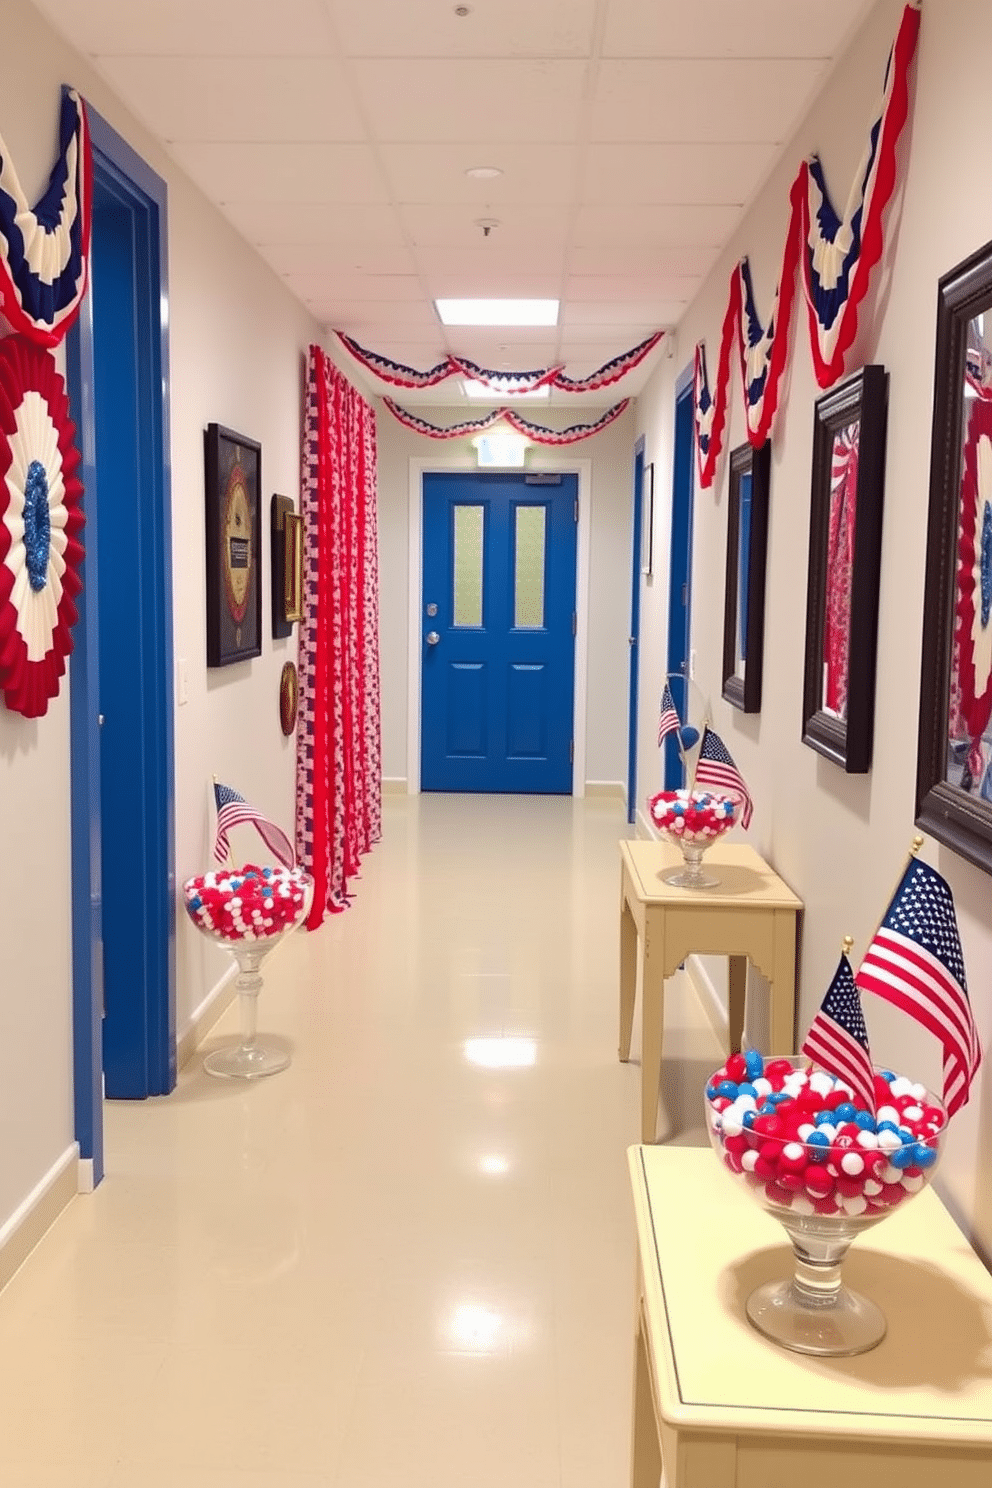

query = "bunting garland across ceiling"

[336,330,663,395]
[694,1,920,488]
[0,87,92,348]
[383,397,629,445]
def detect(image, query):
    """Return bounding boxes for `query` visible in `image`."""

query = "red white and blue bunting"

[382,397,629,444]
[694,2,920,487]
[336,330,663,395]
[0,336,85,717]
[0,88,92,349]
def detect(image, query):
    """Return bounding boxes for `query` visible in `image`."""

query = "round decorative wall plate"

[0,335,85,717]
[279,660,298,736]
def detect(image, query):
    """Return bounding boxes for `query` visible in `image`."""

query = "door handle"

[426,631,440,646]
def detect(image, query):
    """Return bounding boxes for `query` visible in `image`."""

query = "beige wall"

[0,0,320,1228]
[635,0,992,1259]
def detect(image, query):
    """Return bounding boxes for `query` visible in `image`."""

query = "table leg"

[631,1316,664,1488]
[641,934,664,1143]
[728,955,746,1055]
[768,909,799,1055]
[619,891,637,1062]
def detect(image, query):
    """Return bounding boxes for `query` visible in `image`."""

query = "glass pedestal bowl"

[705,1055,946,1356]
[182,864,313,1080]
[647,790,738,888]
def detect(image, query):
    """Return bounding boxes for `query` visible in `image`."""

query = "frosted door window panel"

[514,506,546,629]
[452,505,484,627]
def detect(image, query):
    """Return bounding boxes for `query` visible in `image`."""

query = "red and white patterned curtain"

[296,344,381,924]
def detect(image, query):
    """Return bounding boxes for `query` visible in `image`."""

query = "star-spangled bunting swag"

[802,952,876,1115]
[855,858,981,1118]
[0,87,92,348]
[657,682,679,747]
[335,330,663,395]
[213,781,295,869]
[382,398,629,445]
[693,2,920,487]
[693,726,753,828]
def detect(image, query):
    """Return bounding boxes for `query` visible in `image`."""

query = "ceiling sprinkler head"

[476,217,499,238]
[454,4,471,15]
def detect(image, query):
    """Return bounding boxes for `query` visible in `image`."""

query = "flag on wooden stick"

[802,951,876,1113]
[213,781,295,869]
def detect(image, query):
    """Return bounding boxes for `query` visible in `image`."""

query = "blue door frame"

[626,439,645,823]
[664,369,696,790]
[67,99,175,1179]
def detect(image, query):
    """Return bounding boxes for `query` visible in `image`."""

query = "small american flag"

[213,781,295,869]
[802,953,876,1113]
[693,726,753,827]
[657,682,679,747]
[855,858,979,1117]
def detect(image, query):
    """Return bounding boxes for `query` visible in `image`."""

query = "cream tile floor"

[0,794,723,1487]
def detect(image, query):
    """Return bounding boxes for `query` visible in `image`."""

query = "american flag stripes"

[801,953,876,1114]
[693,726,753,827]
[855,858,980,1117]
[213,781,295,869]
[657,682,679,747]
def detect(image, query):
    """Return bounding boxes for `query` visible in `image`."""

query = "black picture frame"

[801,364,888,773]
[204,423,262,667]
[722,440,770,713]
[917,238,992,875]
[270,493,293,640]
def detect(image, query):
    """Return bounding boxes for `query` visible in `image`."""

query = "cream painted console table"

[619,840,802,1141]
[628,1145,992,1488]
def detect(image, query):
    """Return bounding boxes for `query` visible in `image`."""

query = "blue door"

[626,442,645,822]
[664,374,696,790]
[421,471,577,793]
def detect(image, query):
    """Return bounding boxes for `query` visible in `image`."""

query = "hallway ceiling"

[36,0,878,404]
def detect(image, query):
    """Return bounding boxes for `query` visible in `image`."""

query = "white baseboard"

[381,776,407,794]
[176,959,239,1071]
[77,1158,95,1194]
[0,1143,78,1290]
[584,780,626,802]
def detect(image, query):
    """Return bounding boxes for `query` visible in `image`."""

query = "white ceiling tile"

[168,142,390,206]
[582,142,777,206]
[573,203,741,247]
[444,330,562,361]
[284,274,425,303]
[567,245,721,277]
[322,299,439,329]
[35,0,339,55]
[330,0,598,58]
[379,143,581,206]
[399,203,570,250]
[415,246,567,278]
[602,0,875,60]
[566,275,702,302]
[561,302,682,327]
[421,273,564,302]
[262,244,419,277]
[351,60,588,143]
[222,201,405,248]
[94,57,366,142]
[589,59,827,142]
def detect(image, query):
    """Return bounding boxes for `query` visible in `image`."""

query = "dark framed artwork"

[270,494,293,639]
[284,511,304,623]
[204,423,262,666]
[801,364,888,773]
[722,440,771,713]
[641,462,654,576]
[917,238,992,874]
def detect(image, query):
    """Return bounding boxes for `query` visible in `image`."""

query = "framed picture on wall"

[284,511,304,623]
[270,493,294,639]
[204,423,262,667]
[917,237,992,875]
[722,440,771,713]
[801,365,888,773]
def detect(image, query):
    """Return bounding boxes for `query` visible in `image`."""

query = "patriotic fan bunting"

[337,330,663,395]
[693,2,920,487]
[952,394,992,749]
[0,87,92,348]
[0,336,85,717]
[383,397,629,445]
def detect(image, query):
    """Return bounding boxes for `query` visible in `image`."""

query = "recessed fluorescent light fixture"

[462,378,549,400]
[436,298,559,327]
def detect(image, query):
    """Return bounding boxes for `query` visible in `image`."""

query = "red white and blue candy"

[183,864,310,942]
[706,1051,944,1218]
[648,789,737,842]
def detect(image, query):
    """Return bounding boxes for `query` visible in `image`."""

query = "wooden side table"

[628,1145,992,1488]
[619,839,802,1142]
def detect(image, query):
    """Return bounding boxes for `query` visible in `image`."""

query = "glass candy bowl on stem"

[647,789,738,888]
[705,1054,946,1357]
[183,864,314,1079]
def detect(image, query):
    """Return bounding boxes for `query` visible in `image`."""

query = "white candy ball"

[741,1150,759,1173]
[889,1076,914,1098]
[902,1104,924,1122]
[752,1077,773,1097]
[791,1195,816,1216]
[855,1130,879,1150]
[880,1163,902,1184]
[809,1072,834,1096]
[877,1130,902,1153]
[902,1173,925,1194]
[722,1117,744,1139]
[841,1194,868,1216]
[798,1122,816,1140]
[863,1178,883,1196]
[841,1152,865,1176]
[910,1082,928,1101]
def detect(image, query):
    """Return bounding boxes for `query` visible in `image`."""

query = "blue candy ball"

[716,1080,739,1099]
[805,1130,831,1161]
[744,1049,764,1079]
[679,725,700,749]
[737,1082,757,1098]
[913,1144,937,1168]
[854,1111,876,1131]
[889,1145,915,1169]
[743,1110,758,1129]
[834,1102,858,1123]
[814,1111,834,1126]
